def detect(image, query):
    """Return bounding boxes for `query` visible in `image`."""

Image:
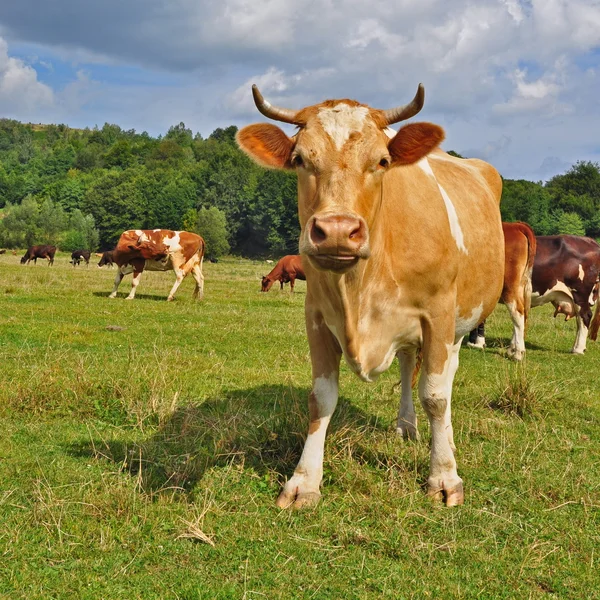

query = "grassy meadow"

[0,251,599,599]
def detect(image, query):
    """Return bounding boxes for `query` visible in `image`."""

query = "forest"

[0,118,599,256]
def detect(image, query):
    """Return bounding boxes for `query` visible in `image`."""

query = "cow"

[0,249,6,254]
[109,229,205,301]
[20,245,56,266]
[470,235,600,355]
[237,83,505,507]
[261,255,306,292]
[467,222,536,360]
[70,249,91,266]
[97,250,115,268]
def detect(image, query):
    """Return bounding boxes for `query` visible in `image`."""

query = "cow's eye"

[378,157,391,169]
[291,154,303,168]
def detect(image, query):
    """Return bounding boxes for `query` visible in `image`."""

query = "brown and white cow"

[468,222,536,360]
[237,84,504,507]
[470,234,600,355]
[109,230,205,301]
[21,245,56,266]
[261,255,306,292]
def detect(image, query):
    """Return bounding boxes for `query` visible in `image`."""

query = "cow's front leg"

[277,310,341,509]
[108,266,130,298]
[125,259,145,300]
[572,303,590,354]
[396,350,419,440]
[419,318,463,506]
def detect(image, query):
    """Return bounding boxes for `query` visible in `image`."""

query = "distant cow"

[20,245,56,266]
[261,255,306,292]
[0,249,6,255]
[468,222,536,360]
[471,234,600,355]
[70,249,91,266]
[109,229,205,301]
[97,250,115,268]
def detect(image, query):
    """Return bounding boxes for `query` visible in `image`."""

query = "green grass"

[1,251,599,599]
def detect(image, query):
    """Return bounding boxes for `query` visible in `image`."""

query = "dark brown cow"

[471,234,600,355]
[70,249,91,266]
[468,222,536,360]
[20,245,56,266]
[109,229,205,301]
[261,255,306,292]
[97,250,115,268]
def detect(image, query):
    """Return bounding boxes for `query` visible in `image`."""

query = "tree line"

[0,119,599,257]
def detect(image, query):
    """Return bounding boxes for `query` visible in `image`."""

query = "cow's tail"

[589,280,600,341]
[411,349,423,388]
[198,236,206,261]
[517,222,536,330]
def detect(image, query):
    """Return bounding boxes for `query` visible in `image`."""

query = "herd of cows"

[7,83,600,509]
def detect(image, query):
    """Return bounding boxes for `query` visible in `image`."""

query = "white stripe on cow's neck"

[317,103,370,150]
[418,158,467,254]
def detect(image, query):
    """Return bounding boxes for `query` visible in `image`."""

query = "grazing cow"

[470,234,600,354]
[0,249,6,254]
[261,255,306,292]
[109,229,205,301]
[20,245,56,266]
[97,250,115,268]
[468,222,536,360]
[70,249,91,266]
[238,84,504,507]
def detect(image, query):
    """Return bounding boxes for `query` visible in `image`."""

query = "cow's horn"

[252,85,298,124]
[382,84,425,125]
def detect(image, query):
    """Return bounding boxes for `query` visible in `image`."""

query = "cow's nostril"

[311,222,327,244]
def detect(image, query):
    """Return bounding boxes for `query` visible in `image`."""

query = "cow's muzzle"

[302,214,370,273]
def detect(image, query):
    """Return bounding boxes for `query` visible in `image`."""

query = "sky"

[0,0,599,181]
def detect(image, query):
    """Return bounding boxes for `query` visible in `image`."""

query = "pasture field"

[0,251,599,599]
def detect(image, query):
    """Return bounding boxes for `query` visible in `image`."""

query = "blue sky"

[0,0,599,181]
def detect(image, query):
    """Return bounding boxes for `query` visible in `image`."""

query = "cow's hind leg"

[277,309,341,509]
[191,260,204,300]
[572,306,589,355]
[166,267,186,301]
[505,301,526,360]
[396,350,419,440]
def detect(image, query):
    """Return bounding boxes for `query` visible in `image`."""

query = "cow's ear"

[237,124,294,170]
[388,122,445,166]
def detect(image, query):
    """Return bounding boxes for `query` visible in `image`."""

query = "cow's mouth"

[308,254,360,272]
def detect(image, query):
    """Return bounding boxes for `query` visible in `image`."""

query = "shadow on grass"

[66,384,415,498]
[92,291,170,302]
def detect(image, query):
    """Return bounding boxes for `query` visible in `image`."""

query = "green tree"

[556,211,586,235]
[196,206,230,258]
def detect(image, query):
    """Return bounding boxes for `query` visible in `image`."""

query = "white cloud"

[0,37,53,115]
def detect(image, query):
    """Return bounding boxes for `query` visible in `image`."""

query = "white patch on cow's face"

[418,158,467,254]
[455,303,483,338]
[317,103,369,150]
[579,264,585,281]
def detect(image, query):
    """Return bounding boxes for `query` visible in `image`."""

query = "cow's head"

[261,276,274,292]
[237,85,444,274]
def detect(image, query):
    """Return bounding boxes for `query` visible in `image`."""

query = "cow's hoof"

[571,348,585,355]
[507,348,524,361]
[167,297,174,302]
[276,490,321,510]
[427,478,464,507]
[125,297,134,301]
[108,294,117,299]
[466,341,485,350]
[396,424,420,441]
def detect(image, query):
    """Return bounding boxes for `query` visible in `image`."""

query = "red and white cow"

[109,229,205,301]
[238,84,504,507]
[468,222,536,360]
[261,255,306,292]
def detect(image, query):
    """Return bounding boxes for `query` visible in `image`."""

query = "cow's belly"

[531,280,575,309]
[144,258,172,271]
